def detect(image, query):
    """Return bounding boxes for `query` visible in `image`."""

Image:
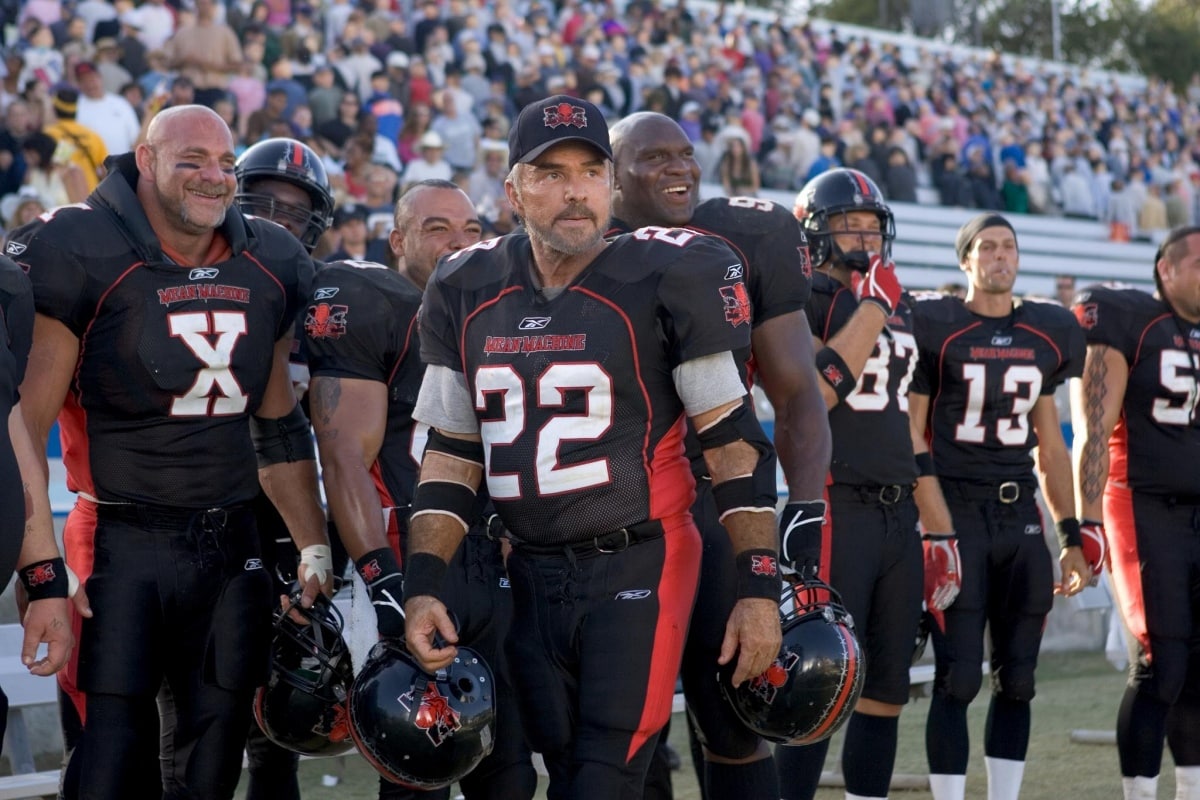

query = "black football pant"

[77,503,272,800]
[505,515,700,800]
[927,481,1051,774]
[379,529,537,800]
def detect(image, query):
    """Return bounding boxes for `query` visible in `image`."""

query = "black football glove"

[778,500,827,580]
[354,548,406,639]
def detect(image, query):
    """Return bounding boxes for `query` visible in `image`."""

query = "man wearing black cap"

[909,212,1091,800]
[1070,226,1200,800]
[400,95,783,799]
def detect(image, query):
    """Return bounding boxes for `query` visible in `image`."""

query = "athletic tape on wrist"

[735,548,782,600]
[300,544,332,586]
[18,557,69,600]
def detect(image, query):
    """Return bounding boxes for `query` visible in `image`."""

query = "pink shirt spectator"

[19,0,61,26]
[229,74,267,133]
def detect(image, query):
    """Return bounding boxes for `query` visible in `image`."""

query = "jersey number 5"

[475,363,613,499]
[1152,349,1200,425]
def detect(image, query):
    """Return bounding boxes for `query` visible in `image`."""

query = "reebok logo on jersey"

[244,558,263,571]
[725,264,744,280]
[499,577,510,589]
[306,302,349,339]
[1024,524,1042,536]
[720,282,751,327]
[4,241,26,256]
[518,316,551,330]
[314,287,340,300]
[188,267,219,280]
[615,589,652,600]
[991,335,1013,346]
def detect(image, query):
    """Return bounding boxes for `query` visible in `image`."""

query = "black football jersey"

[419,229,752,545]
[911,295,1084,481]
[1072,285,1200,495]
[807,272,919,485]
[303,260,425,509]
[610,196,813,471]
[0,255,32,415]
[6,155,314,508]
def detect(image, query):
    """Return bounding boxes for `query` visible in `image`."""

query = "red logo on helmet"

[720,282,751,327]
[748,651,799,704]
[750,554,778,577]
[400,681,462,746]
[24,562,56,586]
[1075,303,1098,330]
[543,102,588,129]
[305,303,349,339]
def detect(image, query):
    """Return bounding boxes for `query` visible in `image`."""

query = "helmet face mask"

[719,578,865,745]
[235,137,335,252]
[794,168,896,271]
[349,640,496,790]
[254,592,356,757]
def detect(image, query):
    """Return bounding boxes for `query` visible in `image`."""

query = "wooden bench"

[1,624,61,800]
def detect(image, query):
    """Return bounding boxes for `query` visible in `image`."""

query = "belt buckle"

[998,482,1020,504]
[878,485,903,505]
[595,528,630,554]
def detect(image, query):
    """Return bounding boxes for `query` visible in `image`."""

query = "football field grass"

[248,649,1161,800]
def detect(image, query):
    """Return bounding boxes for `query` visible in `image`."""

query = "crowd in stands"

[3,0,1200,259]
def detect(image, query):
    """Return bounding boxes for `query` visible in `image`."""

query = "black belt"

[511,519,664,557]
[97,501,252,526]
[943,479,1032,505]
[832,483,915,506]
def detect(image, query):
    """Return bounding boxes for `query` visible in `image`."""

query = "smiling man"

[8,104,332,800]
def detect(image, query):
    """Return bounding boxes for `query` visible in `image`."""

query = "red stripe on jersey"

[627,514,701,762]
[1103,482,1150,656]
[58,497,99,727]
[459,286,522,377]
[1133,313,1174,368]
[1014,322,1064,366]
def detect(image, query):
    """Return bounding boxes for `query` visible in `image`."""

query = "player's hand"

[922,533,961,631]
[404,595,459,673]
[778,500,826,578]
[850,254,903,316]
[365,571,406,639]
[1056,546,1091,597]
[21,597,74,676]
[15,564,90,621]
[297,544,334,606]
[718,597,782,686]
[1080,519,1107,578]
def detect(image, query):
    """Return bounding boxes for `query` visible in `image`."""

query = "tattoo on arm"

[310,378,342,440]
[1081,347,1110,505]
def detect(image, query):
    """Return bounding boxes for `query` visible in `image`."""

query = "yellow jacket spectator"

[43,87,108,193]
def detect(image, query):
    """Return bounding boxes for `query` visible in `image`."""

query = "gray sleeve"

[673,351,747,418]
[412,364,479,434]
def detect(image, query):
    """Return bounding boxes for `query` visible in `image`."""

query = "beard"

[157,179,232,235]
[523,204,606,257]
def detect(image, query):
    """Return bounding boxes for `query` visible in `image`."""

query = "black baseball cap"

[507,94,613,170]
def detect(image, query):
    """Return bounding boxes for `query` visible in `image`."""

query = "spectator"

[717,133,760,197]
[465,139,507,219]
[400,130,453,190]
[122,0,175,51]
[845,141,882,189]
[1138,182,1168,239]
[396,103,434,165]
[245,87,291,146]
[0,186,49,229]
[74,61,140,157]
[884,146,919,203]
[42,86,107,193]
[1165,176,1190,229]
[1000,161,1030,215]
[91,37,131,96]
[1106,177,1138,242]
[162,0,242,108]
[788,108,823,188]
[306,66,345,129]
[315,91,362,156]
[19,131,79,206]
[805,135,842,185]
[693,120,723,182]
[1060,162,1097,219]
[323,202,389,263]
[1024,141,1052,214]
[934,152,973,208]
[430,90,481,174]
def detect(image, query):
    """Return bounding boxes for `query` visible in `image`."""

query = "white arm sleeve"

[673,351,747,418]
[412,364,479,434]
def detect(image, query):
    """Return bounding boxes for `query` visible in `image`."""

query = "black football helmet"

[793,168,895,270]
[348,640,496,789]
[253,591,356,757]
[719,578,865,745]
[235,137,335,252]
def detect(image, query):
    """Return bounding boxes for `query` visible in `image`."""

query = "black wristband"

[815,347,856,401]
[915,451,936,477]
[921,532,955,542]
[735,548,782,600]
[355,547,402,586]
[403,552,448,602]
[18,558,69,600]
[1055,518,1083,550]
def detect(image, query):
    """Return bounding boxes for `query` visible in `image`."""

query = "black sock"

[776,737,831,800]
[843,712,898,798]
[926,690,971,774]
[1117,685,1170,778]
[984,694,1031,760]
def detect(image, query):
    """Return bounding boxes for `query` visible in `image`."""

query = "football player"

[911,213,1091,800]
[305,179,537,799]
[778,168,952,800]
[608,111,831,800]
[1071,225,1200,800]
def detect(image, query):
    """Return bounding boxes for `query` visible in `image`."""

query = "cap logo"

[543,102,588,129]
